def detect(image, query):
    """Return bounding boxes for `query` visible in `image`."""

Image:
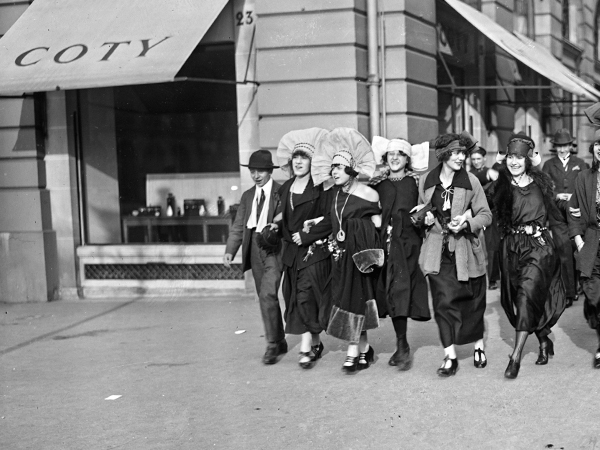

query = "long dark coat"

[568,168,600,278]
[278,177,332,269]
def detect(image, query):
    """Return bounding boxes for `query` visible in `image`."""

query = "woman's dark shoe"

[535,338,554,365]
[342,355,359,373]
[436,356,458,377]
[594,349,600,369]
[311,342,324,360]
[389,338,412,371]
[299,342,325,369]
[358,345,375,370]
[473,348,487,368]
[504,357,520,379]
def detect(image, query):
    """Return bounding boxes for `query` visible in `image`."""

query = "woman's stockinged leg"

[473,338,487,368]
[534,329,554,365]
[505,330,528,379]
[437,344,458,377]
[298,331,313,365]
[390,316,412,370]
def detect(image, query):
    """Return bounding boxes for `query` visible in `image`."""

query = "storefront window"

[75,43,239,245]
[562,0,579,44]
[514,0,534,38]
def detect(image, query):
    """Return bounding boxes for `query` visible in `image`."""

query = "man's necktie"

[256,189,265,222]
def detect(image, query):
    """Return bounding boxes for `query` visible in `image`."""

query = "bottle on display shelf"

[217,196,225,215]
[166,193,175,217]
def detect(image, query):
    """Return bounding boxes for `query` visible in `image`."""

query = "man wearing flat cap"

[542,129,589,307]
[223,150,287,364]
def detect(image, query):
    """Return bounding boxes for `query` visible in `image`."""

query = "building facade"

[0,0,598,302]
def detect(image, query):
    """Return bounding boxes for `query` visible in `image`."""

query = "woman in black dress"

[370,138,430,370]
[569,130,600,369]
[491,132,566,379]
[275,128,332,369]
[415,132,492,377]
[311,128,383,373]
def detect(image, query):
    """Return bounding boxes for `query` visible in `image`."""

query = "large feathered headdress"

[311,128,377,190]
[276,127,328,175]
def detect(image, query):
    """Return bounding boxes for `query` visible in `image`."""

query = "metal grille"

[84,263,244,280]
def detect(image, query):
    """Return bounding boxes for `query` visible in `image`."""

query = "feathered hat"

[311,128,377,190]
[276,127,328,175]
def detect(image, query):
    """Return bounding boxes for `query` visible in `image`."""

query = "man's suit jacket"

[225,181,281,273]
[542,155,588,211]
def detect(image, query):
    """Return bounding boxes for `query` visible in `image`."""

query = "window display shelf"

[122,215,231,243]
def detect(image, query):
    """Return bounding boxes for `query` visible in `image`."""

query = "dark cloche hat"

[240,150,280,169]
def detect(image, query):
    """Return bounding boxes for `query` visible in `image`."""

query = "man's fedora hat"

[240,150,280,169]
[550,128,577,146]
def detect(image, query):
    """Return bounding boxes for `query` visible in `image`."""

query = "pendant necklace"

[335,180,356,242]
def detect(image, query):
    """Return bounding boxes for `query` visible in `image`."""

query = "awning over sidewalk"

[444,0,600,101]
[0,0,228,94]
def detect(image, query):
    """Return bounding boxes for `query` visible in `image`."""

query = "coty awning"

[444,0,600,101]
[0,0,228,94]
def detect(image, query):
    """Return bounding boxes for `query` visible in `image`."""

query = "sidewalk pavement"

[1,290,599,450]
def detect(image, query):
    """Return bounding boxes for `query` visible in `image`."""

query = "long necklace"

[334,182,356,242]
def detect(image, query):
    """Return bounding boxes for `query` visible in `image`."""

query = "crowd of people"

[223,123,600,379]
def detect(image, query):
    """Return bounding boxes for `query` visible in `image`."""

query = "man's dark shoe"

[566,297,574,308]
[488,281,498,290]
[262,340,288,365]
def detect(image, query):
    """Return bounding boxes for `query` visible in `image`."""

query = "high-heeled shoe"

[342,355,359,373]
[504,357,520,379]
[436,356,458,377]
[535,338,554,365]
[473,348,487,369]
[389,338,412,371]
[299,342,325,369]
[311,342,324,360]
[594,349,600,369]
[358,345,375,370]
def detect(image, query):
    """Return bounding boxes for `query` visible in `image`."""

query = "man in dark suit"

[542,129,589,307]
[223,150,286,364]
[469,146,501,290]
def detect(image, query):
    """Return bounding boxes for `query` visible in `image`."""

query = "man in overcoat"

[542,129,589,307]
[223,150,286,364]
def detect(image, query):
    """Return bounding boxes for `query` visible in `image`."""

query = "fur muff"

[352,249,384,273]
[491,165,556,236]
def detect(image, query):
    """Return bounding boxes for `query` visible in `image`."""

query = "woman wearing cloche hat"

[491,132,566,379]
[414,131,492,377]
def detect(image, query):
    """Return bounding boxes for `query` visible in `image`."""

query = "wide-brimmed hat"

[584,102,600,126]
[550,128,577,147]
[240,150,280,169]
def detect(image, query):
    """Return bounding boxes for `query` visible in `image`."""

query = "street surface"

[1,289,599,450]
